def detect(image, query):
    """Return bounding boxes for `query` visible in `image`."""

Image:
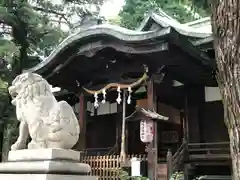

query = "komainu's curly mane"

[9,72,80,150]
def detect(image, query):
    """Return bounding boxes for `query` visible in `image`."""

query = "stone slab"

[0,161,91,174]
[0,174,98,180]
[8,149,81,162]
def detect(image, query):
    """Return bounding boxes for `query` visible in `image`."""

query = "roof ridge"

[184,17,211,27]
[154,8,179,22]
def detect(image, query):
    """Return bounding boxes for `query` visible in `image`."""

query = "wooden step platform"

[196,175,231,180]
[189,153,231,161]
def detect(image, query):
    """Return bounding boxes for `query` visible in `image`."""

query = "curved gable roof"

[137,9,212,45]
[27,9,215,88]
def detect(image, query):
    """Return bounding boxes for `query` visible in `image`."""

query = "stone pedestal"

[0,149,98,180]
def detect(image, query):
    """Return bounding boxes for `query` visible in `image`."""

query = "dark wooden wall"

[158,122,182,157]
[186,85,229,143]
[186,86,205,143]
[83,85,229,156]
[200,101,229,142]
[86,113,117,149]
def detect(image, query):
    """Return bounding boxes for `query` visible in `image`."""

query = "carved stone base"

[0,160,91,174]
[0,174,98,180]
[0,149,98,180]
[8,148,81,162]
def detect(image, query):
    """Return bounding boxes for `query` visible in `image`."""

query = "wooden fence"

[80,154,147,180]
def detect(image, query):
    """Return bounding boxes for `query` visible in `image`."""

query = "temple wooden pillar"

[183,93,189,141]
[76,93,86,150]
[115,118,120,153]
[147,77,158,180]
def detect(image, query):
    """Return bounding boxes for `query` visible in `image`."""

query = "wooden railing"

[166,141,230,179]
[188,141,230,161]
[172,139,187,171]
[167,139,187,179]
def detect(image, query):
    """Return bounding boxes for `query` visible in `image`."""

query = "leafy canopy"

[119,0,209,30]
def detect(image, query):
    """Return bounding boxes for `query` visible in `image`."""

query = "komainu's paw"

[28,140,46,149]
[11,141,26,150]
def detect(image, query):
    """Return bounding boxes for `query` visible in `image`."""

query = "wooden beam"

[147,77,158,180]
[81,64,145,88]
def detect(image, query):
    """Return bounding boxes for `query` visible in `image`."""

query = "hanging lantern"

[140,119,154,143]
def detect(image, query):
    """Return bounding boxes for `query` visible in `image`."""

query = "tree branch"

[49,19,70,25]
[0,20,16,29]
[32,6,73,28]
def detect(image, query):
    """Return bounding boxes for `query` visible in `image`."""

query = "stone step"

[0,149,98,180]
[0,160,91,174]
[0,174,98,180]
[8,149,81,162]
[196,175,231,180]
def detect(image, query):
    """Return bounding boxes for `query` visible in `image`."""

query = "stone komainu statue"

[8,72,80,150]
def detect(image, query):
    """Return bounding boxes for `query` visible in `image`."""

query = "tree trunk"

[211,1,240,179]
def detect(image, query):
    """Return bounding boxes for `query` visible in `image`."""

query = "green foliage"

[170,171,184,180]
[1,105,18,161]
[188,0,209,11]
[0,0,106,68]
[0,39,20,63]
[108,16,122,25]
[119,0,154,29]
[119,0,209,30]
[119,169,149,180]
